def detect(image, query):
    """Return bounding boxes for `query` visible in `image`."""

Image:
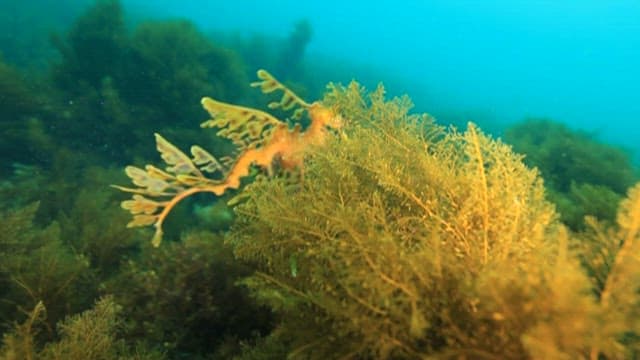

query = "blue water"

[4,0,639,156]
[123,0,640,158]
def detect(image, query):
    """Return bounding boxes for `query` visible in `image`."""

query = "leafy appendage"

[113,133,226,247]
[115,70,342,246]
[191,145,224,174]
[200,97,283,150]
[251,69,310,120]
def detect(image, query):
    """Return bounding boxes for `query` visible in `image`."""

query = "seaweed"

[0,163,147,345]
[50,0,127,93]
[58,169,141,277]
[505,119,638,229]
[550,182,623,230]
[0,300,45,360]
[104,231,273,358]
[225,82,560,358]
[505,119,636,194]
[0,297,165,360]
[0,203,90,337]
[0,58,37,119]
[522,183,640,359]
[123,19,248,124]
[0,58,47,175]
[46,0,250,164]
[116,78,640,358]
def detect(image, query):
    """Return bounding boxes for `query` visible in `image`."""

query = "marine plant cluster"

[224,83,640,358]
[110,66,640,358]
[505,119,637,230]
[1,0,640,359]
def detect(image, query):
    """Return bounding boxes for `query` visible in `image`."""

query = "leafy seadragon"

[113,70,343,247]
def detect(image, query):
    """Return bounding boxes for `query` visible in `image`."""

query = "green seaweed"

[0,297,165,360]
[0,58,37,119]
[46,0,250,164]
[4,1,640,357]
[104,231,273,358]
[0,203,90,338]
[0,58,47,175]
[505,119,637,229]
[59,169,141,276]
[0,164,146,344]
[550,182,623,230]
[51,0,127,93]
[123,19,248,123]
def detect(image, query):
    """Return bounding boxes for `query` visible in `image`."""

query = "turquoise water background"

[124,0,640,157]
[3,0,639,156]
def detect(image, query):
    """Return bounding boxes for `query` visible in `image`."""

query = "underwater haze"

[4,1,640,358]
[124,0,640,157]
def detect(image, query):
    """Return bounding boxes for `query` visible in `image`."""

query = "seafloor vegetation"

[1,0,639,359]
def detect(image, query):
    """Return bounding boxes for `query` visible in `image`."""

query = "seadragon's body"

[114,70,343,246]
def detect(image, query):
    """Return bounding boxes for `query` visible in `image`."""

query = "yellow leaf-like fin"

[191,145,224,174]
[151,227,163,248]
[121,194,161,215]
[155,133,202,177]
[111,184,150,195]
[125,166,152,188]
[122,165,174,195]
[251,69,311,116]
[200,97,281,149]
[127,214,157,228]
[144,165,174,180]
